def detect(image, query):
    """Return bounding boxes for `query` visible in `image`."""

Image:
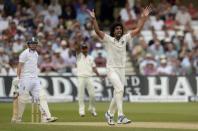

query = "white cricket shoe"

[79,110,85,117]
[105,112,115,125]
[88,108,97,117]
[91,111,97,117]
[79,113,85,117]
[11,118,22,123]
[41,117,58,123]
[117,115,131,124]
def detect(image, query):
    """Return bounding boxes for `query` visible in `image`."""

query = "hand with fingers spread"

[130,4,152,36]
[86,8,105,39]
[141,5,152,19]
[86,9,96,19]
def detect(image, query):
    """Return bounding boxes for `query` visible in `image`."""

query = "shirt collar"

[29,49,36,53]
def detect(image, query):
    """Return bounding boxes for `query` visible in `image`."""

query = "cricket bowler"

[87,5,151,125]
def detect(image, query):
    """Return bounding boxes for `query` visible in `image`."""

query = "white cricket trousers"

[78,77,95,114]
[107,68,125,116]
[17,77,51,120]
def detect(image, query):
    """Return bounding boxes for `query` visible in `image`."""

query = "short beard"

[29,48,36,51]
[115,35,121,40]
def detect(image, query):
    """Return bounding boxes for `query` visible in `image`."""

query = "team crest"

[121,40,124,44]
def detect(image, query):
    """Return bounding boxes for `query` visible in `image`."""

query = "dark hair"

[110,22,124,37]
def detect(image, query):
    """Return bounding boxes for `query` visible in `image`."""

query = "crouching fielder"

[11,37,57,123]
[75,42,99,117]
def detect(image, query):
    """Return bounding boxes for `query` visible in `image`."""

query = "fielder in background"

[87,5,151,125]
[75,41,100,117]
[11,37,58,123]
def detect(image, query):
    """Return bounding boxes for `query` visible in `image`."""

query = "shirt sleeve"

[101,34,113,44]
[19,52,27,63]
[123,32,132,43]
[90,56,96,67]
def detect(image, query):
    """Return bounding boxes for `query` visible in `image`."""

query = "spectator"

[0,12,9,32]
[143,61,158,75]
[170,1,179,15]
[51,37,61,52]
[164,14,176,30]
[150,15,164,30]
[60,40,69,63]
[40,54,55,73]
[61,3,76,20]
[35,0,45,13]
[12,37,25,53]
[0,66,7,75]
[51,49,66,73]
[178,43,188,60]
[39,4,49,17]
[184,30,195,50]
[192,46,198,75]
[0,47,9,67]
[6,21,17,40]
[173,31,184,51]
[94,52,106,67]
[139,53,157,75]
[148,39,164,59]
[44,41,53,54]
[165,42,178,60]
[48,0,62,16]
[131,37,148,63]
[188,2,198,20]
[120,0,137,29]
[91,42,107,59]
[171,59,185,75]
[8,62,17,75]
[180,50,194,75]
[26,1,37,18]
[44,8,59,32]
[175,6,191,26]
[59,40,76,72]
[76,4,89,26]
[133,0,141,16]
[157,59,173,75]
[64,49,76,72]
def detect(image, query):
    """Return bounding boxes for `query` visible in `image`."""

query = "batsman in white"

[11,37,58,123]
[75,42,100,117]
[87,5,151,125]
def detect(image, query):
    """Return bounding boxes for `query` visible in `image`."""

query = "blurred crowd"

[0,0,197,76]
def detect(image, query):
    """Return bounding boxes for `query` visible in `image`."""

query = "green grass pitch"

[1,102,198,131]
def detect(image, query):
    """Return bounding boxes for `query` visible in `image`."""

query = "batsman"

[11,37,57,123]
